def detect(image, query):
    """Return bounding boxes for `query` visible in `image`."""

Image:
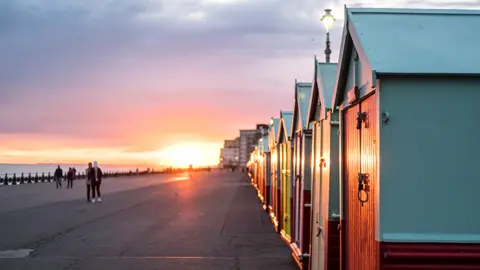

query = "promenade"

[0,171,296,270]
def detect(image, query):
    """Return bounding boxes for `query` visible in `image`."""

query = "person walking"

[188,164,193,179]
[88,161,103,203]
[66,168,74,188]
[86,163,93,202]
[72,167,77,181]
[54,165,63,188]
[93,161,103,202]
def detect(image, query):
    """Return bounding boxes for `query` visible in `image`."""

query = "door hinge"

[356,112,367,129]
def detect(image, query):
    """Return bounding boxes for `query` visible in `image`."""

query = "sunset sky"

[1,0,478,167]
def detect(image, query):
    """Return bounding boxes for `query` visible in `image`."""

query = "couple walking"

[86,161,103,203]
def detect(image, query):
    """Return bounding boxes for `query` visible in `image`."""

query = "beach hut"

[269,117,282,231]
[289,80,313,268]
[333,7,480,270]
[277,110,293,243]
[255,136,269,206]
[250,147,257,186]
[260,135,270,210]
[307,57,339,270]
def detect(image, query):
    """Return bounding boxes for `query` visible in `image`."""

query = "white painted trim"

[382,233,480,243]
[331,213,340,220]
[375,81,381,242]
[330,120,339,125]
[338,110,344,221]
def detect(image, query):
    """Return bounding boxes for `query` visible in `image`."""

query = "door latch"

[356,112,367,129]
[316,226,323,237]
[357,173,370,206]
[319,158,326,168]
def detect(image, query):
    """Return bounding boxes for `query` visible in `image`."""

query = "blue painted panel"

[302,133,313,190]
[317,63,338,121]
[338,48,374,109]
[379,76,480,243]
[327,112,340,218]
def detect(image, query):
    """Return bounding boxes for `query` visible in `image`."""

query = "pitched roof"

[262,135,269,152]
[350,8,480,75]
[282,111,293,138]
[317,63,337,110]
[307,57,338,123]
[333,7,480,108]
[296,82,312,130]
[278,111,293,143]
[270,118,280,144]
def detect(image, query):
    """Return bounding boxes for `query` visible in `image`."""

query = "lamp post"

[321,9,335,63]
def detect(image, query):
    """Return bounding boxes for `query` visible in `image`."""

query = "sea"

[0,164,158,176]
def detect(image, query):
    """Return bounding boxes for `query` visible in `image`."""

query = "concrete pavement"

[0,171,296,269]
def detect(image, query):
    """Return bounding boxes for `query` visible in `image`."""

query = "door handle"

[316,226,323,237]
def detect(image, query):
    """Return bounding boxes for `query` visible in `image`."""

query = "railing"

[0,167,216,186]
[0,170,158,186]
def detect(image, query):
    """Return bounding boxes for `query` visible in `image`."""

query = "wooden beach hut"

[333,7,480,270]
[289,80,313,268]
[307,57,339,270]
[269,117,282,231]
[259,135,270,210]
[277,110,293,243]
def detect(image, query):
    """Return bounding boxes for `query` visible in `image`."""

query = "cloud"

[1,0,480,159]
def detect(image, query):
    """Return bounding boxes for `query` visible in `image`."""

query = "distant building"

[224,137,240,148]
[239,124,269,166]
[219,137,240,169]
[219,147,239,169]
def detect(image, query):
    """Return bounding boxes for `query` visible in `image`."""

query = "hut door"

[343,94,378,270]
[294,135,302,243]
[359,94,378,269]
[286,142,292,238]
[282,143,291,237]
[312,123,324,270]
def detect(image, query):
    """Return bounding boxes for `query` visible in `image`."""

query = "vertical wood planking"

[343,104,361,270]
[360,94,379,270]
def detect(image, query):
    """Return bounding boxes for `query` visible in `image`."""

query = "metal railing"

[0,170,158,186]
[0,167,216,186]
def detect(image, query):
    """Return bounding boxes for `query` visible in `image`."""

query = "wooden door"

[312,122,324,270]
[281,143,288,236]
[283,142,292,238]
[343,94,378,270]
[359,95,378,269]
[294,134,302,243]
[293,136,298,242]
[278,145,284,232]
[272,147,278,220]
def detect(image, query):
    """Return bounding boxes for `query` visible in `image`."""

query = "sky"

[1,0,479,168]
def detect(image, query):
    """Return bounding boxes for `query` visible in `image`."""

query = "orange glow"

[154,142,221,168]
[0,133,221,168]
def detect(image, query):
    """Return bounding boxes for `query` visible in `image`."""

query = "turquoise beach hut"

[277,110,293,243]
[307,56,339,270]
[289,80,313,268]
[269,117,282,231]
[332,6,480,270]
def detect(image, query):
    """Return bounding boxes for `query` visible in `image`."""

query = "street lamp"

[321,9,335,63]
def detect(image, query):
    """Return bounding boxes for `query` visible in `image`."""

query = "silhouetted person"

[86,163,93,202]
[88,161,103,203]
[54,165,63,188]
[188,164,193,178]
[66,167,74,188]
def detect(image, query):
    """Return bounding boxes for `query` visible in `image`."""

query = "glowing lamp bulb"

[321,9,335,33]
